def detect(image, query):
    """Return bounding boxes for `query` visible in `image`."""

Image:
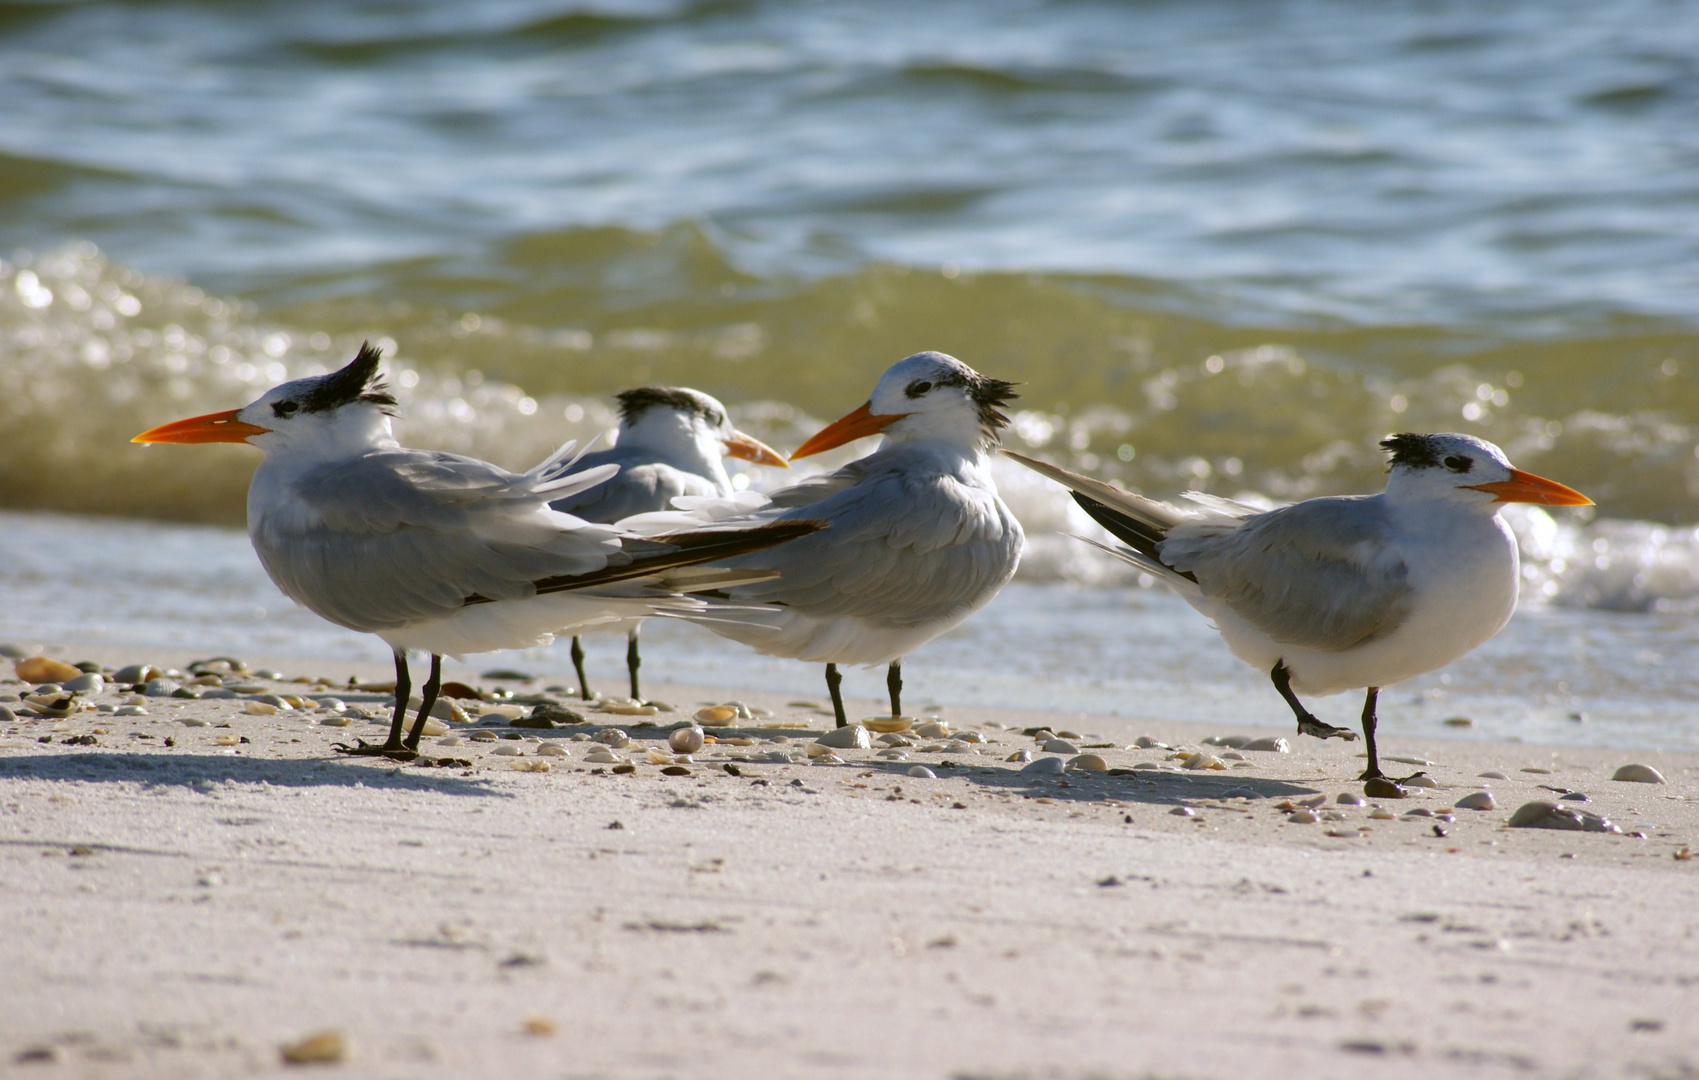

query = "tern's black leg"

[627,630,642,703]
[335,649,415,758]
[825,663,846,728]
[1270,661,1357,742]
[402,653,443,751]
[1357,686,1426,787]
[887,660,903,717]
[570,636,592,701]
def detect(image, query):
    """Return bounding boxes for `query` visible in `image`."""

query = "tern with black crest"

[1007,434,1591,788]
[132,344,819,759]
[625,351,1024,726]
[547,386,788,703]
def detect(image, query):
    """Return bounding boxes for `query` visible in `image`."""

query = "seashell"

[280,1030,347,1065]
[437,736,464,747]
[1204,735,1251,748]
[1183,754,1227,770]
[1403,807,1434,817]
[646,748,674,765]
[1020,756,1066,776]
[1219,750,1246,761]
[1169,806,1194,817]
[1336,793,1366,807]
[469,730,499,742]
[952,731,985,743]
[319,716,353,727]
[696,705,738,724]
[1454,791,1495,810]
[1006,749,1033,763]
[585,749,619,764]
[115,705,147,716]
[1042,739,1080,754]
[861,715,913,733]
[491,744,523,756]
[723,737,754,746]
[1132,735,1164,749]
[1368,808,1395,820]
[594,728,631,748]
[536,743,567,757]
[179,717,209,727]
[1507,801,1621,833]
[815,724,872,750]
[805,742,836,759]
[876,749,908,761]
[1240,737,1290,753]
[511,760,551,772]
[62,673,104,693]
[812,751,844,765]
[214,734,239,746]
[757,751,791,764]
[914,721,951,739]
[1287,809,1319,824]
[1520,766,1552,774]
[668,726,706,754]
[907,765,936,779]
[605,703,659,716]
[917,743,948,753]
[1612,764,1666,784]
[1478,770,1509,780]
[876,733,913,747]
[1385,755,1433,767]
[15,657,81,684]
[1321,811,1348,821]
[141,678,180,697]
[1401,774,1438,788]
[113,664,160,685]
[1067,754,1108,772]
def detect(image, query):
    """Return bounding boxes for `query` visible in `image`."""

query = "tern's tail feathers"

[1000,450,1192,575]
[521,520,824,598]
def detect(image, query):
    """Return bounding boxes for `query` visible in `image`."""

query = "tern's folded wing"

[549,457,719,524]
[1163,495,1414,652]
[716,466,1023,628]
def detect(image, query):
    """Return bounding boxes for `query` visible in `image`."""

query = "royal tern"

[629,351,1023,726]
[132,344,818,759]
[1006,434,1591,788]
[547,386,787,702]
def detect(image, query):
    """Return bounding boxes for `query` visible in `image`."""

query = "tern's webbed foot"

[334,739,418,762]
[1296,717,1357,742]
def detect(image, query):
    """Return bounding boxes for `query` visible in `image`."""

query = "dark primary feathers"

[299,342,397,414]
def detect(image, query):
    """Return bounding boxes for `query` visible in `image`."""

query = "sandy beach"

[2,643,1695,1080]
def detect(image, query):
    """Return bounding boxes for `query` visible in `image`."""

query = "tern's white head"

[1380,433,1592,509]
[790,351,1018,461]
[612,386,787,476]
[132,343,399,460]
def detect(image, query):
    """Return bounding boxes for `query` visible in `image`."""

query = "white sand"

[2,645,1696,1079]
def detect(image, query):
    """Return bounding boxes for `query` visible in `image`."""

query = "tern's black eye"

[1442,455,1471,473]
[905,379,934,398]
[272,400,300,419]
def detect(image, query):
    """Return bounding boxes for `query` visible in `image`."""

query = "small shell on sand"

[280,1030,348,1065]
[645,748,673,765]
[815,725,872,750]
[1183,753,1228,771]
[1455,791,1496,810]
[594,729,631,748]
[1507,801,1622,833]
[1401,774,1438,788]
[1240,737,1290,753]
[1006,750,1032,763]
[1021,756,1066,776]
[862,716,914,733]
[907,765,936,779]
[15,657,81,684]
[536,743,568,757]
[1287,810,1319,824]
[914,721,951,739]
[511,760,551,772]
[491,744,523,756]
[695,705,738,724]
[243,701,279,715]
[1336,793,1366,807]
[1612,764,1666,784]
[668,726,706,754]
[1067,754,1108,772]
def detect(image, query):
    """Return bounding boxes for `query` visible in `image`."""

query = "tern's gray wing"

[718,459,1022,628]
[549,446,721,524]
[1161,495,1414,652]
[252,449,626,633]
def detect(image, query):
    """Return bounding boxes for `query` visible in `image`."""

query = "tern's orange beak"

[1465,468,1593,506]
[790,401,907,461]
[132,409,271,445]
[723,430,789,468]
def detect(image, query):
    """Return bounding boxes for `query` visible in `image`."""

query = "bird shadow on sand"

[0,751,506,798]
[828,757,1328,807]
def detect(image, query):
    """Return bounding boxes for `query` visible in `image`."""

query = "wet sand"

[2,644,1697,1079]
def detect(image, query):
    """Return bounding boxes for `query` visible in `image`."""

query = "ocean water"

[1,0,1696,746]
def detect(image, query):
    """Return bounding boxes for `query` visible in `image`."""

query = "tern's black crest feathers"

[301,342,397,414]
[616,387,722,426]
[1380,433,1444,470]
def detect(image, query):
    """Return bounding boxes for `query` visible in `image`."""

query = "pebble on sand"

[1612,764,1667,784]
[1507,801,1622,833]
[280,1030,348,1065]
[15,656,82,684]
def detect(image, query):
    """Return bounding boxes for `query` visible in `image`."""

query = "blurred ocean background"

[2,0,1697,746]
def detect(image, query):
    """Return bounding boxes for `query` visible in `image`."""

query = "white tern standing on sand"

[132,343,819,760]
[547,386,788,703]
[1006,434,1592,792]
[624,351,1024,727]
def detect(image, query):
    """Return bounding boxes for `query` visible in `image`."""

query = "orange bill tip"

[1465,468,1593,507]
[789,401,907,461]
[723,430,789,468]
[132,409,270,445]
